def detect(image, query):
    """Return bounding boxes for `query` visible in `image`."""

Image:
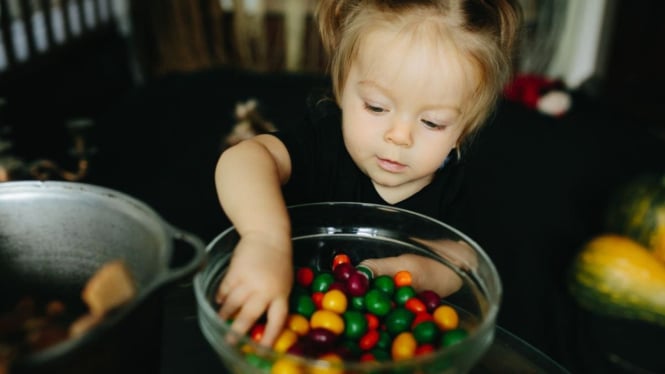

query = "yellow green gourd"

[568,234,665,326]
[605,173,665,263]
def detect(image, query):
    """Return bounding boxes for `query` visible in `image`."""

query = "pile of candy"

[241,253,469,372]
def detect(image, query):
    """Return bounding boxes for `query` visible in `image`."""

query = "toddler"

[215,0,522,347]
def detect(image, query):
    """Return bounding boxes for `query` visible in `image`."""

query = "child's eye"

[421,119,445,130]
[364,103,385,113]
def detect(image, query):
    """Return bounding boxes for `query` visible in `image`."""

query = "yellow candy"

[433,305,459,330]
[273,329,299,353]
[271,357,304,374]
[321,289,348,314]
[287,314,310,336]
[309,353,344,374]
[391,332,417,360]
[310,310,345,335]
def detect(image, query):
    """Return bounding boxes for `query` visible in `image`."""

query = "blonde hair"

[316,0,522,145]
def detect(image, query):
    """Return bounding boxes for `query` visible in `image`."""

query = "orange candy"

[393,270,413,287]
[433,305,459,331]
[391,332,417,360]
[332,254,351,270]
[286,314,310,336]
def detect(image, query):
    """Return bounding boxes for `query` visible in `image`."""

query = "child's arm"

[214,134,294,347]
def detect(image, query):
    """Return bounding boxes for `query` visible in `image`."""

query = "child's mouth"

[377,157,406,172]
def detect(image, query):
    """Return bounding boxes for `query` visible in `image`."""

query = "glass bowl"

[194,202,501,373]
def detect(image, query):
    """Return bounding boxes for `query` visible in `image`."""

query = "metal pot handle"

[161,228,207,284]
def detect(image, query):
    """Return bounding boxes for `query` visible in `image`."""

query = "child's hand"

[359,240,476,297]
[215,233,293,347]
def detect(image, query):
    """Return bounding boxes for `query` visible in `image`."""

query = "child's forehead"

[353,26,477,97]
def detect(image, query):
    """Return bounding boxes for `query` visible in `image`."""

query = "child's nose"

[384,120,413,147]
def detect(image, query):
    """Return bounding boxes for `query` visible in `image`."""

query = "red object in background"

[503,74,565,109]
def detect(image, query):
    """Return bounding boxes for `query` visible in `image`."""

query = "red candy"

[417,290,441,312]
[311,291,325,309]
[346,271,370,297]
[296,267,315,287]
[332,253,351,270]
[239,252,468,366]
[333,262,355,281]
[359,329,380,350]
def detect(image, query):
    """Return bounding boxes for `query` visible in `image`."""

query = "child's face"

[340,26,475,203]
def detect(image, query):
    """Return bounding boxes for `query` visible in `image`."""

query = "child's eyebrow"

[357,79,387,92]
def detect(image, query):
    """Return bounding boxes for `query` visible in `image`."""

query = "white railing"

[0,0,113,73]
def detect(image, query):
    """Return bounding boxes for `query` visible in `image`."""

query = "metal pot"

[0,181,207,373]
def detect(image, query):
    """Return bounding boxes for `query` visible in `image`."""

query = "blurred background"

[0,0,663,128]
[0,1,664,373]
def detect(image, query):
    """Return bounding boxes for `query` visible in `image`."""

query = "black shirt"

[273,93,469,229]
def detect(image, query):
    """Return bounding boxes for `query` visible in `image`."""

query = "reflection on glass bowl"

[194,202,501,373]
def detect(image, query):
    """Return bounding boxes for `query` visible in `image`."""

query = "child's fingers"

[260,298,289,347]
[216,280,232,304]
[229,296,269,340]
[217,285,249,320]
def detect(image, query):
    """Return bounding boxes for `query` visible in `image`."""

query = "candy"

[441,328,468,347]
[312,273,335,293]
[412,320,439,344]
[273,329,299,353]
[363,289,392,317]
[332,254,351,270]
[321,289,348,314]
[342,310,367,339]
[417,289,441,312]
[394,285,416,306]
[372,275,395,296]
[358,329,380,350]
[310,310,345,335]
[404,297,427,314]
[433,305,459,331]
[391,332,417,360]
[237,252,470,368]
[287,314,310,336]
[345,272,370,297]
[393,270,413,287]
[333,262,355,282]
[296,267,315,287]
[384,307,415,335]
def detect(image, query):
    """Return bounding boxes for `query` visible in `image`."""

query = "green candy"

[413,320,439,344]
[375,330,392,350]
[441,328,468,347]
[393,286,416,306]
[350,295,365,310]
[245,353,271,370]
[311,272,335,293]
[372,275,395,296]
[364,289,392,316]
[384,307,414,335]
[343,310,368,339]
[371,348,391,362]
[292,294,316,318]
